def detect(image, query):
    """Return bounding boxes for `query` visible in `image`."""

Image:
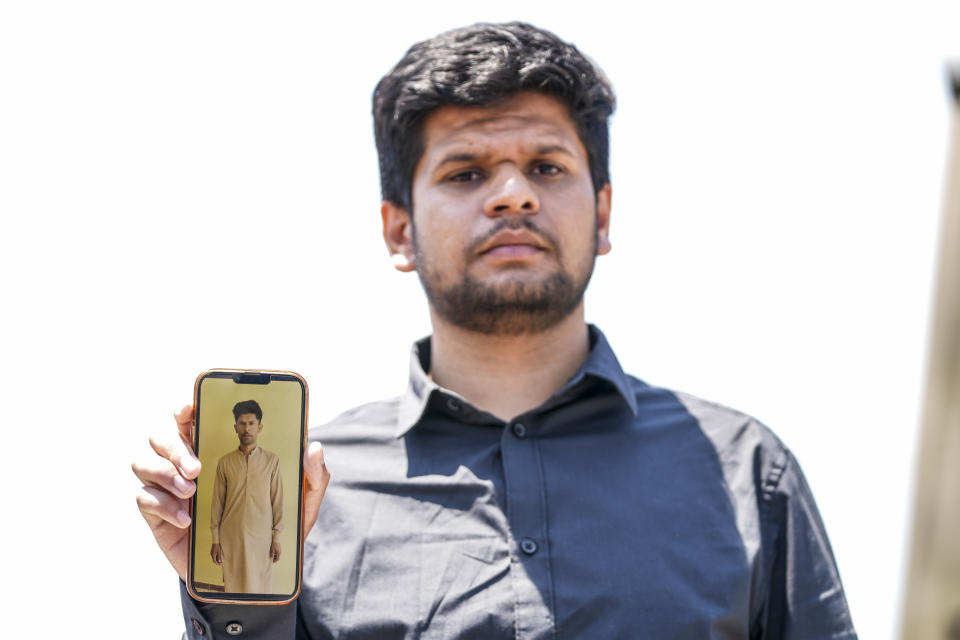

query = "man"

[133,22,857,638]
[208,400,283,593]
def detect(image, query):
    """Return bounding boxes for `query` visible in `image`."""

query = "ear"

[596,183,612,256]
[381,200,417,272]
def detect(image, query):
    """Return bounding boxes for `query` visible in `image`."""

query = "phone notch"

[232,373,272,385]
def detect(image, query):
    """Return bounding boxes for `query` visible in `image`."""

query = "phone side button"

[225,622,243,636]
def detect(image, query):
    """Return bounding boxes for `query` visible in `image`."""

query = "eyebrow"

[433,144,577,170]
[534,144,577,157]
[435,151,480,167]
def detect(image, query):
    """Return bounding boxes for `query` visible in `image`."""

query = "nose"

[482,166,539,217]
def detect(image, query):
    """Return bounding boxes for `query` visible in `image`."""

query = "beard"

[414,218,596,336]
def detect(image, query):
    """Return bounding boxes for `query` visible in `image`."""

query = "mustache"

[467,218,559,256]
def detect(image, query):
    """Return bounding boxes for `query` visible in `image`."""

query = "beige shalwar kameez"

[210,446,283,593]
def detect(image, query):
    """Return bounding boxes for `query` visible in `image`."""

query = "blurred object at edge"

[901,65,960,640]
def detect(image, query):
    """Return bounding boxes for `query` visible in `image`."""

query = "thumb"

[304,441,329,489]
[302,441,331,537]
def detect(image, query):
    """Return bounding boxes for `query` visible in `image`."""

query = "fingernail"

[178,458,200,475]
[173,474,195,495]
[177,510,191,526]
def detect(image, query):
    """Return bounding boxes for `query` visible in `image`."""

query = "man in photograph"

[134,21,857,638]
[209,399,283,593]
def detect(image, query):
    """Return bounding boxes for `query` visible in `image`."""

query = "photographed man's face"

[390,91,611,336]
[234,413,262,447]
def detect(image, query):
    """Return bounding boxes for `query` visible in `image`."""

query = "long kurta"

[210,446,283,593]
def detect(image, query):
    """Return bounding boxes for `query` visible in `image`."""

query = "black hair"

[372,21,616,213]
[232,399,262,422]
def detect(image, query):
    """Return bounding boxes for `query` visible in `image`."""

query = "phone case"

[186,369,308,605]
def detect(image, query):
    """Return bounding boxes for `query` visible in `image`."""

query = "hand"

[132,405,201,582]
[303,440,331,538]
[270,541,281,563]
[133,405,332,583]
[211,543,223,565]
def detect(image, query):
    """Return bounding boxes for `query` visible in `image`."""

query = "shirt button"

[520,538,538,555]
[225,622,243,636]
[512,423,527,438]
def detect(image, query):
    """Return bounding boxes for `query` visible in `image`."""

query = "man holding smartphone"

[133,21,857,639]
[209,400,283,594]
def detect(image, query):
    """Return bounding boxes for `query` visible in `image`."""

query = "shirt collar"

[235,445,261,457]
[395,324,638,437]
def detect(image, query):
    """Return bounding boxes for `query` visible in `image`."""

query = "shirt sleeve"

[180,580,298,639]
[761,451,858,639]
[210,458,226,545]
[271,455,283,543]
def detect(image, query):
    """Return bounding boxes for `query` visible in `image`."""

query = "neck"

[428,305,591,421]
[239,443,257,456]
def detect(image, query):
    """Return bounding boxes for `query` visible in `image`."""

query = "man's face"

[234,413,262,447]
[385,91,611,336]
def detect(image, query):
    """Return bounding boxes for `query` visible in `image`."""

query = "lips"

[483,244,542,259]
[477,229,547,257]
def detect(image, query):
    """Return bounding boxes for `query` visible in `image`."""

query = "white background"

[2,2,957,638]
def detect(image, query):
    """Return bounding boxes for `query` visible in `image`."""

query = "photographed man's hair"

[372,21,616,214]
[232,399,263,422]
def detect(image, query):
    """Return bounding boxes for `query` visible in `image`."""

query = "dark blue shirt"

[182,326,856,639]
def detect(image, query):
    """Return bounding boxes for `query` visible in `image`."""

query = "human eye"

[447,169,484,183]
[531,162,563,177]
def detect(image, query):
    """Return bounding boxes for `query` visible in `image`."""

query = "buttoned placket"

[499,415,556,639]
[240,450,249,522]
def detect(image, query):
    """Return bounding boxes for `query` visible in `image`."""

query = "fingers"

[149,420,201,480]
[132,405,198,584]
[174,404,194,440]
[136,485,191,529]
[132,456,196,500]
[132,404,199,516]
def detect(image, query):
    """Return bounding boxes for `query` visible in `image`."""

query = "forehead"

[236,413,259,422]
[418,92,586,166]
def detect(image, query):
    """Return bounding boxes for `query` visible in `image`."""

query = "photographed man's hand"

[133,404,331,582]
[270,541,281,563]
[210,543,223,565]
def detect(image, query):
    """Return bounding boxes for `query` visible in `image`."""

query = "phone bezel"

[186,368,308,606]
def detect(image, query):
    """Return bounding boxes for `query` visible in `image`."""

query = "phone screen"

[188,370,306,604]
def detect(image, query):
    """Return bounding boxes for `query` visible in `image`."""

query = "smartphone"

[186,369,308,605]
